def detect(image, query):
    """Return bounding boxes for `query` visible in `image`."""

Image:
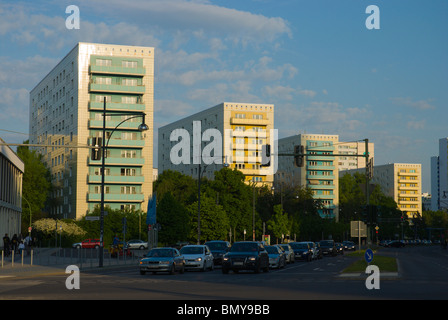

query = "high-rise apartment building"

[275,134,339,220]
[343,163,422,218]
[158,102,274,185]
[338,141,374,172]
[29,42,154,219]
[431,137,448,211]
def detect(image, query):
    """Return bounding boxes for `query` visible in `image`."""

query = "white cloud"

[390,97,436,110]
[78,0,292,44]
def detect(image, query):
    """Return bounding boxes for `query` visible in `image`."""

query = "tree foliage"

[17,141,52,230]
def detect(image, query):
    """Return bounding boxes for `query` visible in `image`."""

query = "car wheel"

[140,270,146,275]
[139,246,145,250]
[180,264,185,274]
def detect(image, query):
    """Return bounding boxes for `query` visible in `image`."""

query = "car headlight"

[160,261,170,264]
[195,257,202,262]
[248,257,256,261]
[223,257,229,261]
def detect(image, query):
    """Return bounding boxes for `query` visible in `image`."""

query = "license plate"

[233,261,243,266]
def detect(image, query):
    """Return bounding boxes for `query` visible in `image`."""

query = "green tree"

[154,170,197,205]
[17,140,52,232]
[157,192,190,245]
[207,168,254,241]
[187,195,230,243]
[267,204,291,243]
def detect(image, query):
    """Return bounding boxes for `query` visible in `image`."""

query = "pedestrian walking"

[3,234,11,257]
[18,241,25,255]
[11,234,18,253]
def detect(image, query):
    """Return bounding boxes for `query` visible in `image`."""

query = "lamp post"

[99,99,148,267]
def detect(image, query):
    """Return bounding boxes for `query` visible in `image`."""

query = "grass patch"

[342,249,398,273]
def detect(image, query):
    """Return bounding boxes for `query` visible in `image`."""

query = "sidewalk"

[0,247,141,278]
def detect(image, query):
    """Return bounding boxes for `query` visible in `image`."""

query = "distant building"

[431,137,448,211]
[158,102,274,186]
[275,134,339,220]
[338,141,374,172]
[29,42,154,219]
[342,163,422,218]
[0,137,25,239]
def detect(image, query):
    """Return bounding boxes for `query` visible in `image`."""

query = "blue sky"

[0,0,447,192]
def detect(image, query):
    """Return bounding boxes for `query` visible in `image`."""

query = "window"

[96,59,112,66]
[122,60,137,68]
[122,78,137,86]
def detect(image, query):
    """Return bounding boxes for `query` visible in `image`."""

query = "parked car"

[72,239,101,249]
[265,245,286,269]
[304,241,319,260]
[204,240,231,265]
[180,245,214,271]
[127,239,148,250]
[319,240,337,256]
[139,247,185,275]
[342,241,356,251]
[289,242,312,261]
[278,243,295,263]
[386,240,405,248]
[314,242,323,259]
[222,241,269,274]
[335,242,344,254]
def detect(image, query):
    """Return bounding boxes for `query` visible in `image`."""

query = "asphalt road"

[1,245,448,304]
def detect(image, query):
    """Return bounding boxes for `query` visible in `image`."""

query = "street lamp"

[99,99,148,267]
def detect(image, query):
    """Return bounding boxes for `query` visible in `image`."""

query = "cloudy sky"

[0,0,447,192]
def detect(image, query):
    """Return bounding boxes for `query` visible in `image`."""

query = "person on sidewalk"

[3,234,11,257]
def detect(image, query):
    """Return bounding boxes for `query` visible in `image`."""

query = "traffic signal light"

[294,145,304,167]
[91,137,102,160]
[261,144,271,167]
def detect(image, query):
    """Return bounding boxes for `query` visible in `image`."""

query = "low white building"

[0,138,25,242]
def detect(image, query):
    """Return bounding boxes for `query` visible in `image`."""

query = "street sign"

[365,248,373,263]
[350,221,367,237]
[85,216,100,221]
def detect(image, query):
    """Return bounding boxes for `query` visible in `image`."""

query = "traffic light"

[261,144,271,167]
[294,145,304,167]
[91,137,102,160]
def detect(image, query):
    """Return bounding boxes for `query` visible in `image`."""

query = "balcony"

[230,117,270,126]
[88,175,144,184]
[89,157,145,166]
[88,119,143,130]
[89,65,146,76]
[89,101,145,112]
[87,193,144,202]
[89,83,145,94]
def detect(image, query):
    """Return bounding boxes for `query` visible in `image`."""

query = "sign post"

[351,220,367,250]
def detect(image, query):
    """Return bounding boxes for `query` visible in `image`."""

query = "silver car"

[127,239,148,250]
[278,244,295,263]
[139,247,185,275]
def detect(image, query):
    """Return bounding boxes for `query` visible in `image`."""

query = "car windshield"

[320,241,334,246]
[180,247,204,254]
[230,243,258,252]
[146,249,174,257]
[265,246,279,254]
[205,242,228,250]
[290,243,308,249]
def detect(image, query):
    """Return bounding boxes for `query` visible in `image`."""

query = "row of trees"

[17,141,448,247]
